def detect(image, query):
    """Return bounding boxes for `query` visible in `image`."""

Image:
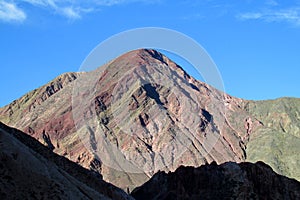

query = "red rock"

[0,49,263,190]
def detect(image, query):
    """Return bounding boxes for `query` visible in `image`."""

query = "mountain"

[0,122,132,200]
[0,49,299,190]
[131,161,300,200]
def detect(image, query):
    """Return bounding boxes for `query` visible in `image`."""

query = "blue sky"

[1,0,300,107]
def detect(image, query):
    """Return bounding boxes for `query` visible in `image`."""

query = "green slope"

[245,97,300,181]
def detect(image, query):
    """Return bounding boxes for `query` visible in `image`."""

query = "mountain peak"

[105,49,191,83]
[115,49,167,64]
[1,48,299,192]
[1,48,251,190]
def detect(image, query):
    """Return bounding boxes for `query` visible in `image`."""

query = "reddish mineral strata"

[0,49,292,191]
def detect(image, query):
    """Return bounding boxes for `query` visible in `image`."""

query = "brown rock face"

[0,122,132,200]
[0,49,270,190]
[131,162,300,200]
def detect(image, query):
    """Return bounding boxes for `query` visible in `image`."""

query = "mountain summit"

[1,49,299,190]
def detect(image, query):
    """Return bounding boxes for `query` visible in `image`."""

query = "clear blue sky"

[1,0,300,107]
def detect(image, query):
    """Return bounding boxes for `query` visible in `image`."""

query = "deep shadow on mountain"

[131,161,300,200]
[0,122,132,200]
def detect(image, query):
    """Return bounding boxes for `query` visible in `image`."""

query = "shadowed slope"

[131,161,300,200]
[0,122,132,200]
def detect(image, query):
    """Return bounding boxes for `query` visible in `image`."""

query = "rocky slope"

[244,98,300,181]
[0,122,132,200]
[131,162,300,200]
[0,49,299,190]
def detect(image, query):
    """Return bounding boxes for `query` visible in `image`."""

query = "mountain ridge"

[0,48,299,190]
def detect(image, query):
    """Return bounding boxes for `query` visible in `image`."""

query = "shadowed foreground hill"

[131,161,300,200]
[0,122,132,200]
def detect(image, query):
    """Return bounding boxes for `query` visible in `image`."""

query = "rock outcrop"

[131,162,300,200]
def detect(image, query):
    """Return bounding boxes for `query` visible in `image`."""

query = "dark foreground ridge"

[131,161,300,200]
[0,122,132,200]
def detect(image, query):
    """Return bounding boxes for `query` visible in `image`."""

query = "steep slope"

[131,162,300,200]
[0,72,79,126]
[70,49,261,190]
[0,49,298,190]
[244,98,300,181]
[0,122,132,200]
